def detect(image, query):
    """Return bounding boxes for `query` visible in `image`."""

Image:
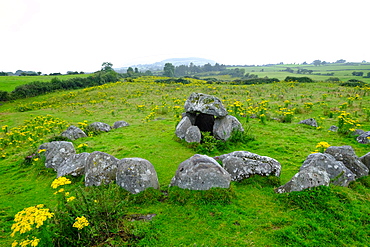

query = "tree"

[127,67,134,76]
[101,62,113,71]
[163,63,175,77]
[313,60,322,66]
[336,59,346,63]
[134,68,139,74]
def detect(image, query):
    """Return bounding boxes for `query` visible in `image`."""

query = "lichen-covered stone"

[85,151,119,186]
[184,92,227,117]
[325,145,369,178]
[216,151,281,181]
[185,126,201,143]
[170,154,231,190]
[275,166,330,193]
[359,152,370,170]
[356,131,370,144]
[112,121,130,129]
[300,153,355,187]
[213,115,244,141]
[88,122,112,132]
[298,118,318,127]
[116,158,159,194]
[39,141,76,171]
[57,152,90,177]
[175,116,192,139]
[60,125,87,140]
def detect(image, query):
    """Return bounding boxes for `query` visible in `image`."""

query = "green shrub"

[285,76,314,83]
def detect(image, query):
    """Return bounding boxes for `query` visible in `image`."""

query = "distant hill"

[114,57,217,73]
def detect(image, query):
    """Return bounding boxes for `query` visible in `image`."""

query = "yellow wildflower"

[51,177,71,189]
[73,216,89,230]
[67,196,76,202]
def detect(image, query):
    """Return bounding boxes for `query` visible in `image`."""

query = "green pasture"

[0,77,369,246]
[227,63,370,83]
[0,74,91,92]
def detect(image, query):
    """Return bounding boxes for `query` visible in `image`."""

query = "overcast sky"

[1,0,369,74]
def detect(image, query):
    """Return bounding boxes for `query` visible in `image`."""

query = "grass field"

[0,76,369,246]
[0,74,91,92]
[225,63,370,83]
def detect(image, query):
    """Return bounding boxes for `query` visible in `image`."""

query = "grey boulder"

[216,151,281,181]
[85,151,119,186]
[275,166,330,193]
[359,152,370,170]
[60,125,87,140]
[356,131,370,144]
[184,92,228,117]
[170,154,231,190]
[298,118,318,127]
[175,116,192,139]
[325,145,369,178]
[213,115,244,141]
[57,152,90,178]
[112,121,130,129]
[300,153,355,187]
[185,126,201,143]
[88,122,112,132]
[39,141,76,171]
[116,158,159,194]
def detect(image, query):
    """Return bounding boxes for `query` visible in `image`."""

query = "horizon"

[2,56,367,75]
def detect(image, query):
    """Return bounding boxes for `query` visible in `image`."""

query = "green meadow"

[0,75,369,246]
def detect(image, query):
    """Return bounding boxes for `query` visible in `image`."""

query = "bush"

[339,79,366,87]
[325,77,341,82]
[285,76,314,83]
[231,78,279,85]
[0,90,9,101]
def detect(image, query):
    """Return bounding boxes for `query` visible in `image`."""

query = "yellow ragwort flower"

[51,177,71,189]
[73,216,89,230]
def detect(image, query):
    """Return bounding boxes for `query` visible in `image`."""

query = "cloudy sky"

[1,0,369,74]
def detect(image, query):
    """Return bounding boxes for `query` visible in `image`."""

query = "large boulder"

[112,120,130,129]
[184,92,228,117]
[324,145,369,178]
[170,154,231,190]
[185,126,201,143]
[88,122,112,132]
[359,152,370,170]
[116,158,159,194]
[213,115,244,141]
[39,141,76,171]
[57,152,90,178]
[298,118,318,127]
[60,125,87,140]
[85,151,119,186]
[175,116,192,139]
[356,131,370,144]
[215,151,281,181]
[275,166,330,193]
[300,153,355,187]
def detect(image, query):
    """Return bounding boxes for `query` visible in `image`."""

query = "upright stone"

[170,154,231,190]
[185,126,201,143]
[85,151,119,186]
[116,158,159,194]
[57,152,90,177]
[39,141,76,171]
[175,116,192,139]
[359,152,370,170]
[213,115,244,141]
[184,92,228,117]
[325,145,369,178]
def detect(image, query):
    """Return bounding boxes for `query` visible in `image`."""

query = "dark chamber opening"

[194,113,215,134]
